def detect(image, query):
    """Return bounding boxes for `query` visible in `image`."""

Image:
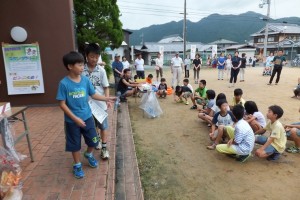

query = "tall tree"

[74,0,123,53]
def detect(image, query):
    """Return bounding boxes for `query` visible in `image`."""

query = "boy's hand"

[227,139,234,147]
[75,117,86,127]
[107,97,117,102]
[255,148,264,157]
[209,132,214,138]
[107,101,112,109]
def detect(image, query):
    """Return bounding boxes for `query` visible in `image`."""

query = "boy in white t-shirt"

[155,52,164,82]
[135,53,145,79]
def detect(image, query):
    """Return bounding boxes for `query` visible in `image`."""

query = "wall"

[0,0,75,106]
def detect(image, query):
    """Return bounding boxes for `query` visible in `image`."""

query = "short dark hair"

[206,90,216,100]
[269,105,284,119]
[232,104,244,120]
[278,49,283,52]
[216,93,227,101]
[235,51,239,54]
[62,51,84,70]
[148,74,153,78]
[234,88,243,96]
[242,53,246,58]
[123,68,131,74]
[133,75,138,79]
[175,85,181,93]
[216,99,227,108]
[85,43,101,55]
[183,78,189,83]
[161,78,166,82]
[199,80,206,85]
[244,101,258,115]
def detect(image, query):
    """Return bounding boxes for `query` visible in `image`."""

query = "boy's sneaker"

[236,154,251,163]
[84,152,98,168]
[101,148,110,159]
[95,142,102,150]
[190,105,197,109]
[185,101,189,105]
[286,146,300,153]
[267,152,280,161]
[73,163,85,179]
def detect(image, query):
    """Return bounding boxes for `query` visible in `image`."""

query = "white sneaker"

[95,142,102,150]
[101,148,110,159]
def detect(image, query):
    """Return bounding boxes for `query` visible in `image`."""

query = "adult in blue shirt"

[229,51,241,88]
[217,52,226,80]
[112,54,123,93]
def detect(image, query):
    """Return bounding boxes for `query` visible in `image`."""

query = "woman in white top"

[184,55,191,78]
[155,52,164,82]
[135,53,145,79]
[225,54,232,81]
[122,56,130,71]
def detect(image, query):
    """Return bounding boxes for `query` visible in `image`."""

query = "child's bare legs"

[72,151,81,163]
[249,120,263,133]
[207,126,225,149]
[288,128,300,147]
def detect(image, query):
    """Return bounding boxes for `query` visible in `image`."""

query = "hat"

[115,54,120,57]
[175,52,179,55]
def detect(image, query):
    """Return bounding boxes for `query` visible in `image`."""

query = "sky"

[117,0,300,30]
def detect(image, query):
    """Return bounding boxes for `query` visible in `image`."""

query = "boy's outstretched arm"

[59,100,86,127]
[92,93,116,103]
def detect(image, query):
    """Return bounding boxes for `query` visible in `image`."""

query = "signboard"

[212,45,218,58]
[190,45,196,59]
[159,46,164,59]
[1,43,45,95]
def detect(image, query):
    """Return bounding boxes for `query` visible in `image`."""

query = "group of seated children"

[194,87,291,163]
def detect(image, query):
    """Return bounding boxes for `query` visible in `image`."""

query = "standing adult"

[155,52,164,82]
[171,52,184,88]
[225,54,232,81]
[135,53,145,79]
[265,52,274,76]
[112,54,123,93]
[217,52,226,80]
[229,51,241,88]
[122,56,130,70]
[268,50,287,85]
[184,55,191,78]
[193,53,202,84]
[239,53,247,82]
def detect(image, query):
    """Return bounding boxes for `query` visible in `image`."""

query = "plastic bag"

[139,91,163,118]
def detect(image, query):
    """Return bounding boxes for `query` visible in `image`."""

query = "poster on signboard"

[212,45,218,58]
[1,43,45,95]
[159,46,164,59]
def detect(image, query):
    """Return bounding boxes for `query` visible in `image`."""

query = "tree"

[74,0,123,78]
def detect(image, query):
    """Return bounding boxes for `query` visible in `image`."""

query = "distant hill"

[129,11,300,45]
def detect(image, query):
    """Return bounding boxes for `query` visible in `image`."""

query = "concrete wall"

[0,0,75,106]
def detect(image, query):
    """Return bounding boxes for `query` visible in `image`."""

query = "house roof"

[135,42,211,53]
[251,23,300,37]
[209,39,238,45]
[225,44,256,50]
[122,29,133,34]
[158,35,184,43]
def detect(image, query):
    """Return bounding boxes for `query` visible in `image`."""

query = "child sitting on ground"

[230,88,246,110]
[199,93,228,126]
[207,99,236,150]
[292,77,300,99]
[145,74,153,84]
[215,104,255,163]
[285,107,300,153]
[244,101,266,133]
[183,78,194,93]
[174,85,193,105]
[117,68,141,102]
[198,89,215,116]
[157,78,168,98]
[190,80,207,109]
[255,105,286,161]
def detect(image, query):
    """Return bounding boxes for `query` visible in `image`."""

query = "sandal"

[206,143,216,150]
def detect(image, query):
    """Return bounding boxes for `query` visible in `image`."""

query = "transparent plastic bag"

[139,91,163,118]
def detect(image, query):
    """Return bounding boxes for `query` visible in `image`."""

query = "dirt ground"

[128,66,300,200]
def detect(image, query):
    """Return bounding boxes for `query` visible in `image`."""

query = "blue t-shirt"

[56,75,96,123]
[112,61,123,77]
[217,56,226,69]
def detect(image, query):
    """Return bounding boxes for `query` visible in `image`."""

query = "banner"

[190,45,196,59]
[1,43,45,95]
[212,45,218,58]
[159,46,164,59]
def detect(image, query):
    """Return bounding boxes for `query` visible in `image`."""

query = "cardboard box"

[0,102,11,114]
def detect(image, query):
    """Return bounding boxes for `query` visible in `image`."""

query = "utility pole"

[261,0,271,59]
[183,0,187,59]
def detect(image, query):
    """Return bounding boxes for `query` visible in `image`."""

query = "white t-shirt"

[184,58,191,65]
[212,104,230,113]
[266,56,274,67]
[135,58,144,71]
[171,57,183,67]
[155,57,163,68]
[122,61,130,69]
[226,59,232,69]
[253,111,266,127]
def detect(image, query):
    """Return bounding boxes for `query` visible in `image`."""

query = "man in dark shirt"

[268,50,287,85]
[112,54,123,93]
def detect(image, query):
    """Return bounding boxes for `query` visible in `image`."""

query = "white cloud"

[118,0,300,29]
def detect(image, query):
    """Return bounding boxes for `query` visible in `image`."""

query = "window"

[268,37,274,42]
[258,38,264,43]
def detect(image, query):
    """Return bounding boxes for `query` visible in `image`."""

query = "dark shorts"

[64,117,99,152]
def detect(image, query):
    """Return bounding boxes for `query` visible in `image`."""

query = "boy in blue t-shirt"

[56,51,115,179]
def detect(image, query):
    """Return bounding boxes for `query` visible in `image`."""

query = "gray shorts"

[286,122,300,137]
[182,92,192,98]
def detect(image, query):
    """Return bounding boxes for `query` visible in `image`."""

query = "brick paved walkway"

[8,106,117,200]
